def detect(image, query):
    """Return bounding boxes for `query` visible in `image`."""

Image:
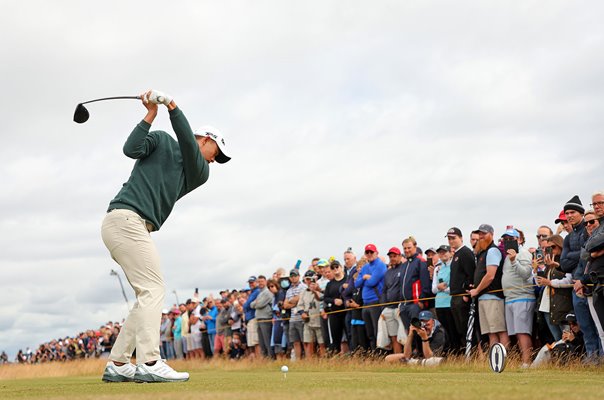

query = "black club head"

[73,103,89,124]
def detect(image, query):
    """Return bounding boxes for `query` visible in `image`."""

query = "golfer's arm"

[123,122,158,159]
[169,107,208,185]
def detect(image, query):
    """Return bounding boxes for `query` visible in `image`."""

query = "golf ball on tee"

[281,365,288,373]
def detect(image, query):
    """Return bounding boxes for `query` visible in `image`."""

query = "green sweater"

[108,107,209,230]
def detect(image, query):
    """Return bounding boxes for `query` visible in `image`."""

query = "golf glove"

[146,90,173,106]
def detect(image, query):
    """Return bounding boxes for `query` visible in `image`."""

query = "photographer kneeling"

[385,311,445,366]
[531,313,585,368]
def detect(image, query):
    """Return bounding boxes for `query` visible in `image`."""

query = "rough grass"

[0,357,602,400]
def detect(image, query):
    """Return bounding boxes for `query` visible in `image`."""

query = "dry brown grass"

[0,351,597,381]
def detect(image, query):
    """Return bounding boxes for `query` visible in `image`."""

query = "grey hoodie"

[251,287,274,320]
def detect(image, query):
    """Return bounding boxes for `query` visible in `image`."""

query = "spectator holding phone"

[298,270,325,357]
[501,228,535,367]
[537,235,573,341]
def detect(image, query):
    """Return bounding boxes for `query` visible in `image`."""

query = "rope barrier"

[252,281,577,324]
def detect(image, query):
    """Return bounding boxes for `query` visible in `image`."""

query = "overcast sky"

[0,1,602,357]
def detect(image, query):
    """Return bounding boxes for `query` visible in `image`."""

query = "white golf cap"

[194,125,231,164]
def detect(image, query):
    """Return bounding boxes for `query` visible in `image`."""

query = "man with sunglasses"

[559,195,600,360]
[583,191,604,346]
[380,247,406,354]
[101,90,230,383]
[324,260,349,354]
[355,244,387,350]
[283,269,307,360]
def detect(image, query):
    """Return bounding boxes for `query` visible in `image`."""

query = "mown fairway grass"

[1,358,602,400]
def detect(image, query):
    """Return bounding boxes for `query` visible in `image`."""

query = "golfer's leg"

[131,242,164,364]
[102,210,164,364]
[109,302,140,362]
[102,211,139,363]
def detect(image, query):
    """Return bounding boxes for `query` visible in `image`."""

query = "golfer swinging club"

[101,89,230,383]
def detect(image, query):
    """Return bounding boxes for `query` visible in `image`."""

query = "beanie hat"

[563,195,584,214]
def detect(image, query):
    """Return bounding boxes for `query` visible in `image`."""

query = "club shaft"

[81,96,140,105]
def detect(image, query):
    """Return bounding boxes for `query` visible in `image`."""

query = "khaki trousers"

[101,209,164,364]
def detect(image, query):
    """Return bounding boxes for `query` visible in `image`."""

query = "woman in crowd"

[537,235,574,341]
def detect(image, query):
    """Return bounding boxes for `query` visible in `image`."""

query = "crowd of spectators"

[156,191,604,368]
[3,322,122,364]
[3,191,604,368]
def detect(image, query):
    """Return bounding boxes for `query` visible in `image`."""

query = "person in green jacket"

[101,89,230,383]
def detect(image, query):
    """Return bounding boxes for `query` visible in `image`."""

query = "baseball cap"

[194,125,231,164]
[445,227,462,237]
[289,269,300,277]
[502,228,519,238]
[190,297,200,304]
[316,259,328,267]
[555,210,567,224]
[247,276,257,283]
[418,310,434,321]
[425,247,436,255]
[565,313,577,323]
[303,270,316,278]
[162,309,169,314]
[477,224,494,234]
[387,247,401,256]
[437,245,451,253]
[365,244,378,253]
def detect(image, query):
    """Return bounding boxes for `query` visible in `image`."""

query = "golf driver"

[73,95,163,124]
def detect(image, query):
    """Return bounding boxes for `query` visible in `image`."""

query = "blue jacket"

[561,221,586,276]
[400,252,432,305]
[206,305,218,334]
[354,258,387,304]
[381,263,404,306]
[341,265,358,302]
[243,287,260,321]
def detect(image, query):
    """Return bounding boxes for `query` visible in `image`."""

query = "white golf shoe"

[134,359,189,383]
[102,361,136,382]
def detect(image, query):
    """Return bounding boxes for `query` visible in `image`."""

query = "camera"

[589,271,604,284]
[535,248,544,260]
[410,317,423,329]
[545,247,553,256]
